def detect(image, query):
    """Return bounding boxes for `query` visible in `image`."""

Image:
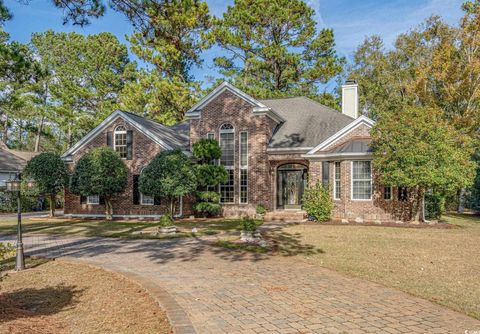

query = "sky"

[4,0,466,84]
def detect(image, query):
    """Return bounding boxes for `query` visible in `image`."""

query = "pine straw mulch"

[0,260,171,334]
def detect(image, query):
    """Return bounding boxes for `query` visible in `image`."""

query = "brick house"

[62,81,414,222]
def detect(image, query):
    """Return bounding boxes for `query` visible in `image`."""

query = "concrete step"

[264,210,307,222]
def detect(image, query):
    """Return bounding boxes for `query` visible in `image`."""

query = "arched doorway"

[277,163,308,209]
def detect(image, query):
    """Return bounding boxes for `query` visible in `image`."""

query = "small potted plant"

[255,204,266,220]
[240,218,261,243]
[158,215,177,234]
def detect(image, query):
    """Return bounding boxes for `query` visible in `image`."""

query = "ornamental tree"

[139,150,197,218]
[192,138,228,217]
[70,147,128,220]
[371,106,476,222]
[23,152,68,217]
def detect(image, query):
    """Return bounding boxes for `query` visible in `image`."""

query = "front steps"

[264,210,307,222]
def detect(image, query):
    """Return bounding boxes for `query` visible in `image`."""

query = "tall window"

[334,161,341,200]
[239,131,248,204]
[352,161,372,200]
[384,186,392,200]
[207,132,215,140]
[398,187,408,201]
[114,126,127,159]
[220,123,235,203]
[140,168,155,205]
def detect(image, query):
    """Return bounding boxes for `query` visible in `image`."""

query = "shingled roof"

[123,112,190,150]
[260,97,354,150]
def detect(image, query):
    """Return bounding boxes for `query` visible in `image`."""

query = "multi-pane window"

[87,195,100,205]
[384,186,392,200]
[334,161,341,200]
[239,131,248,204]
[398,187,408,201]
[141,193,154,205]
[352,161,372,200]
[220,124,235,203]
[207,132,215,140]
[114,125,127,159]
[140,168,155,205]
[219,124,234,167]
[220,169,235,203]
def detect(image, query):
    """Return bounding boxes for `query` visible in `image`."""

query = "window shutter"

[106,131,113,147]
[132,175,140,205]
[322,161,330,187]
[80,195,87,204]
[126,130,133,160]
[154,196,161,205]
[99,196,105,205]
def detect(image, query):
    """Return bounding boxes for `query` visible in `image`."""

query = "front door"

[277,164,307,209]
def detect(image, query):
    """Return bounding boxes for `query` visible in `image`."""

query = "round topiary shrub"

[302,181,333,222]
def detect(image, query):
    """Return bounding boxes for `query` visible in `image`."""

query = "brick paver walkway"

[2,234,479,334]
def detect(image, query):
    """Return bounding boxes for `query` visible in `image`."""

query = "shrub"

[193,202,222,217]
[242,218,257,232]
[302,182,333,222]
[159,214,174,227]
[425,191,446,219]
[255,204,266,215]
[0,242,14,260]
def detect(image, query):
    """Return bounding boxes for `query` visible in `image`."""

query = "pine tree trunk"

[34,116,45,152]
[458,188,465,214]
[169,197,175,219]
[2,114,8,143]
[413,187,425,222]
[49,194,55,217]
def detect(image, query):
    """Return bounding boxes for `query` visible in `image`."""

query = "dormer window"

[114,126,127,159]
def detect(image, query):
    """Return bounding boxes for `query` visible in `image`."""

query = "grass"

[272,214,480,320]
[0,260,170,334]
[0,217,262,240]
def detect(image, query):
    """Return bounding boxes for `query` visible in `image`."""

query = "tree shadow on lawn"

[0,285,82,322]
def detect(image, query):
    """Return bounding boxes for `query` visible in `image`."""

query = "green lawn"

[270,214,480,320]
[0,218,262,240]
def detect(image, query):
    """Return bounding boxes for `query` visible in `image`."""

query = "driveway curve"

[7,234,480,334]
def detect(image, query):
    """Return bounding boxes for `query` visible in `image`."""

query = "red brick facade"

[64,117,192,218]
[64,87,414,222]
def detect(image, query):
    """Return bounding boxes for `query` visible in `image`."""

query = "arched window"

[114,126,127,159]
[219,123,235,203]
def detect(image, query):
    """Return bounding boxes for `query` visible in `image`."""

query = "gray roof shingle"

[260,97,354,149]
[124,112,190,150]
[0,149,29,172]
[330,138,372,154]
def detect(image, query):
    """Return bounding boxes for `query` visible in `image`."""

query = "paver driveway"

[3,234,480,334]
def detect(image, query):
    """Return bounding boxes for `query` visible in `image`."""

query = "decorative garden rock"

[240,230,262,243]
[355,217,364,224]
[341,218,349,224]
[159,226,177,234]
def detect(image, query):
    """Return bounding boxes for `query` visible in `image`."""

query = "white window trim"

[384,186,392,201]
[239,131,248,204]
[87,195,100,205]
[114,126,127,160]
[350,160,372,201]
[334,161,341,200]
[140,193,154,206]
[219,124,235,204]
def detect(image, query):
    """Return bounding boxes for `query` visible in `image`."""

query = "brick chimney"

[342,80,359,119]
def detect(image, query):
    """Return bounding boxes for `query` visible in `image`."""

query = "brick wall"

[307,123,414,222]
[64,117,193,217]
[190,90,279,216]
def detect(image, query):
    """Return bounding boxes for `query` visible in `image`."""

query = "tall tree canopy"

[210,0,345,100]
[372,106,476,221]
[121,0,211,125]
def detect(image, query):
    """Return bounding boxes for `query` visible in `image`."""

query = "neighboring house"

[0,141,38,187]
[62,81,414,222]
